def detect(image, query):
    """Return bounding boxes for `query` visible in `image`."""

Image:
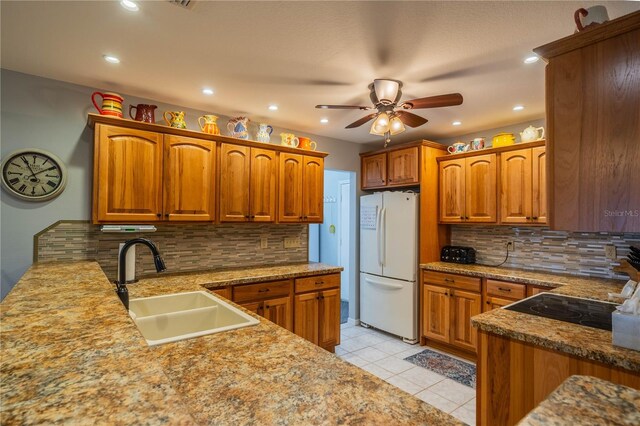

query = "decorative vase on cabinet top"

[227,117,249,139]
[280,133,299,148]
[256,123,273,143]
[91,92,124,118]
[198,115,220,135]
[164,111,187,129]
[492,133,515,148]
[129,104,157,123]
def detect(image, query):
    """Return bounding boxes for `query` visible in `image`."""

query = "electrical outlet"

[507,241,515,251]
[260,236,268,249]
[605,245,617,260]
[284,237,301,248]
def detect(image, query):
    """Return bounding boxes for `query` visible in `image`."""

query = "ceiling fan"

[316,79,463,146]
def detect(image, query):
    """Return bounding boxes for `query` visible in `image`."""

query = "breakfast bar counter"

[1,261,461,425]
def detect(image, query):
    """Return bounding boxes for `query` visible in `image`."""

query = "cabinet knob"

[299,216,303,219]
[388,178,393,182]
[250,215,256,219]
[532,216,538,220]
[486,301,490,305]
[526,216,531,220]
[245,215,250,219]
[156,213,162,218]
[165,213,169,217]
[265,305,270,309]
[460,216,464,220]
[465,216,469,220]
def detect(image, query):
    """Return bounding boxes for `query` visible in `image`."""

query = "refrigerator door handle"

[365,276,403,290]
[380,207,386,267]
[376,206,383,266]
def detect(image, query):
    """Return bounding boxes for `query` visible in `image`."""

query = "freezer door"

[381,192,418,282]
[360,273,417,340]
[360,193,383,276]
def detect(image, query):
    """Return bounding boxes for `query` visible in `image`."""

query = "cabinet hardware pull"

[315,281,324,285]
[245,215,250,219]
[156,213,162,218]
[444,278,454,283]
[165,213,169,217]
[498,287,512,292]
[465,216,469,220]
[258,288,270,293]
[460,216,464,220]
[532,216,538,220]
[526,216,531,220]
[486,301,490,305]
[316,296,320,300]
[389,178,393,181]
[265,305,270,309]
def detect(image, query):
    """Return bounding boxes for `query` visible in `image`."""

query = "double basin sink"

[129,291,260,346]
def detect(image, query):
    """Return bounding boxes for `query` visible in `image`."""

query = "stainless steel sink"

[129,291,260,346]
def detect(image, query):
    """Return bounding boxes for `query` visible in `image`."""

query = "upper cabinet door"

[302,156,324,223]
[500,149,532,224]
[439,158,466,223]
[361,153,387,189]
[465,154,497,223]
[94,124,163,223]
[250,148,277,222]
[219,143,250,222]
[163,135,216,222]
[531,147,547,224]
[388,146,419,186]
[278,153,303,222]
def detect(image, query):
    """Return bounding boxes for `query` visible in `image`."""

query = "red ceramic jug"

[129,104,157,123]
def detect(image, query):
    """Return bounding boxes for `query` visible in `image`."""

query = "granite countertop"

[517,375,640,425]
[421,262,640,372]
[1,261,460,425]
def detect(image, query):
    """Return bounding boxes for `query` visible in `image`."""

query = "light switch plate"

[260,236,268,249]
[284,237,301,248]
[605,245,617,260]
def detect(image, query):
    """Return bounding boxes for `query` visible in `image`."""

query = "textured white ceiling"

[1,1,638,144]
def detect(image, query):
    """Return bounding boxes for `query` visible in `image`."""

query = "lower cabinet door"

[484,296,516,312]
[423,284,450,343]
[294,292,319,345]
[263,296,292,331]
[318,288,340,350]
[240,301,263,317]
[450,290,481,352]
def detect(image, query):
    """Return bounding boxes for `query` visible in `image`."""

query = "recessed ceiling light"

[513,105,525,111]
[268,105,278,111]
[103,55,120,64]
[202,88,214,95]
[524,55,539,64]
[320,118,329,124]
[120,0,139,11]
[452,120,462,126]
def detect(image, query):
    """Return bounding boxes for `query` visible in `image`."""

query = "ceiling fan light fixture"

[389,116,405,135]
[373,79,400,104]
[370,112,390,135]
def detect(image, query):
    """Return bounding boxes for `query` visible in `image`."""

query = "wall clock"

[1,149,68,201]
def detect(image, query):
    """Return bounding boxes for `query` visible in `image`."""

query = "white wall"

[0,69,364,299]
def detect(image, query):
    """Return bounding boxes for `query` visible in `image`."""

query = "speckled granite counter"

[517,375,640,425]
[421,262,640,372]
[2,261,460,425]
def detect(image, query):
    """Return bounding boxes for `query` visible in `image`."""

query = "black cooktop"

[504,293,618,331]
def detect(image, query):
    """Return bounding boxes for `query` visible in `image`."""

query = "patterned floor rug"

[404,349,476,388]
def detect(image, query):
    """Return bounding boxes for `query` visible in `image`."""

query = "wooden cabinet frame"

[293,273,340,352]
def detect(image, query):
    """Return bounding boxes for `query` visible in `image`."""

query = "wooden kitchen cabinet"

[484,295,515,312]
[500,147,547,224]
[232,279,293,331]
[534,12,640,232]
[278,154,324,223]
[250,148,277,222]
[387,146,419,186]
[293,274,340,352]
[439,154,497,223]
[93,124,164,223]
[302,156,324,222]
[450,290,481,352]
[163,135,216,221]
[361,153,387,189]
[423,284,450,343]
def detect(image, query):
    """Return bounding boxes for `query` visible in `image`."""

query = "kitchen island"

[1,261,460,425]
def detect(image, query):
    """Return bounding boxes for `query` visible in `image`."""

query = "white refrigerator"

[360,191,418,343]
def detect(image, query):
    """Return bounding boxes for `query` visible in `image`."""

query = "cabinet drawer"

[486,280,526,300]
[423,271,481,293]
[295,274,340,293]
[233,280,291,303]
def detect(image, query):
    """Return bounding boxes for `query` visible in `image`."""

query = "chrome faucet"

[116,238,166,309]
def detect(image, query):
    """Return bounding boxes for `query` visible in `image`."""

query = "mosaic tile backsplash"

[36,221,308,281]
[451,226,640,280]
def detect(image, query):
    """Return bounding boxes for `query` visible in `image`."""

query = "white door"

[339,180,350,301]
[360,193,382,276]
[360,272,417,340]
[381,192,418,282]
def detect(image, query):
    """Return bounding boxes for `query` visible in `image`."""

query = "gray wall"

[0,69,364,299]
[436,118,546,146]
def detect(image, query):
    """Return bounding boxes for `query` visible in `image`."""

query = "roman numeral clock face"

[1,149,67,201]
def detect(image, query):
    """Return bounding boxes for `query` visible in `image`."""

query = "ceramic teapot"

[520,126,545,143]
[256,123,274,143]
[199,115,220,135]
[164,111,187,129]
[227,117,249,139]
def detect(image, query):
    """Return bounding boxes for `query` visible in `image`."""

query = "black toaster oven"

[440,246,476,264]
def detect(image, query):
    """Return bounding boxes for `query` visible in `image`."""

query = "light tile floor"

[337,321,476,426]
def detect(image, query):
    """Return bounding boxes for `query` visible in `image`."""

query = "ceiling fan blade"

[345,113,378,129]
[396,111,428,128]
[400,93,463,109]
[316,104,372,110]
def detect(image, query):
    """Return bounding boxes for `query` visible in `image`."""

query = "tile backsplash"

[451,226,640,280]
[35,221,308,281]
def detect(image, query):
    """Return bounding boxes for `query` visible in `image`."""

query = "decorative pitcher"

[91,92,124,117]
[280,133,299,148]
[447,142,468,154]
[298,136,317,151]
[227,117,249,139]
[256,123,274,143]
[198,114,220,135]
[163,111,187,129]
[519,126,545,142]
[129,104,157,123]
